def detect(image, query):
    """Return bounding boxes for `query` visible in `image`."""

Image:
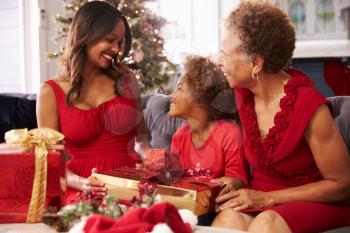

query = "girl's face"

[86,20,125,69]
[169,76,197,119]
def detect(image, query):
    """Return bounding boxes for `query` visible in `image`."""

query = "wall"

[43,0,64,84]
[292,58,336,97]
[0,0,64,94]
[0,0,21,92]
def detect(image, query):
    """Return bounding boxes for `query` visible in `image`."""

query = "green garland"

[43,196,125,232]
[43,182,158,232]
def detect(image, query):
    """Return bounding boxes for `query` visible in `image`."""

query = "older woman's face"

[219,31,253,88]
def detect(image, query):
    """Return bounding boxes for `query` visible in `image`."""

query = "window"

[157,0,239,63]
[278,0,348,40]
[276,0,350,58]
[0,0,21,92]
[0,0,43,93]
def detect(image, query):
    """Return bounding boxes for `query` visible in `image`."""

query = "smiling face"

[219,31,253,88]
[86,20,125,69]
[168,76,197,119]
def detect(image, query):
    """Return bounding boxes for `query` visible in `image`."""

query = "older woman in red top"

[212,1,350,233]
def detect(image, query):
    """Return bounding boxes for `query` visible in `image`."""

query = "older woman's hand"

[215,189,275,212]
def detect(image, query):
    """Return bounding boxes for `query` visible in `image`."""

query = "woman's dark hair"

[61,1,132,105]
[225,0,295,73]
[182,54,239,122]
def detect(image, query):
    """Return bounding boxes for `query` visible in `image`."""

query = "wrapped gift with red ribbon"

[0,128,66,223]
[143,149,183,174]
[92,165,222,216]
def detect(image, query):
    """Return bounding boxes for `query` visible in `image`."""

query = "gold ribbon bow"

[5,128,64,223]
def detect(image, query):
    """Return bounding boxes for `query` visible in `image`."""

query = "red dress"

[46,80,140,204]
[235,68,350,233]
[171,120,247,185]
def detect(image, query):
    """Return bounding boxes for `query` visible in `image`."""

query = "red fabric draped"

[83,203,191,233]
[324,60,350,96]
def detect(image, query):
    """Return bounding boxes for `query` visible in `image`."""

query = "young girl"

[169,55,247,192]
[36,1,150,204]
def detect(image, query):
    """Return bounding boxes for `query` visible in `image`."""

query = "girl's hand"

[215,188,275,212]
[211,176,245,196]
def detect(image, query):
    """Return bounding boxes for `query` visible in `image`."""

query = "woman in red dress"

[169,55,247,192]
[37,1,150,204]
[212,1,350,233]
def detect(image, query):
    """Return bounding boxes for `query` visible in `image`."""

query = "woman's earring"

[252,73,259,80]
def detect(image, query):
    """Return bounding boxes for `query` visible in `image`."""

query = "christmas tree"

[48,0,177,92]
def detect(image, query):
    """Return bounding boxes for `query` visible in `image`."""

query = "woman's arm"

[36,83,60,130]
[37,83,76,184]
[216,104,350,211]
[211,124,247,194]
[269,104,350,204]
[118,72,151,160]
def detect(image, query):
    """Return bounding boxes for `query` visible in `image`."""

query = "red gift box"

[92,167,221,215]
[0,145,65,223]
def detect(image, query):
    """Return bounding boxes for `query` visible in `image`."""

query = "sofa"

[328,96,350,153]
[141,94,185,149]
[0,93,37,142]
[1,93,349,150]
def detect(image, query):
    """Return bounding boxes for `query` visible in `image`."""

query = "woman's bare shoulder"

[52,76,71,94]
[39,76,70,96]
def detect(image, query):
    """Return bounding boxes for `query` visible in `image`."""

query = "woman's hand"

[215,188,274,212]
[211,176,245,196]
[81,178,107,197]
[81,168,107,198]
[67,168,107,198]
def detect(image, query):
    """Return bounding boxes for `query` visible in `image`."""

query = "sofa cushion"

[327,96,350,152]
[141,94,184,149]
[0,93,37,142]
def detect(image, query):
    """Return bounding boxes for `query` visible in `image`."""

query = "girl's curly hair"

[182,54,239,122]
